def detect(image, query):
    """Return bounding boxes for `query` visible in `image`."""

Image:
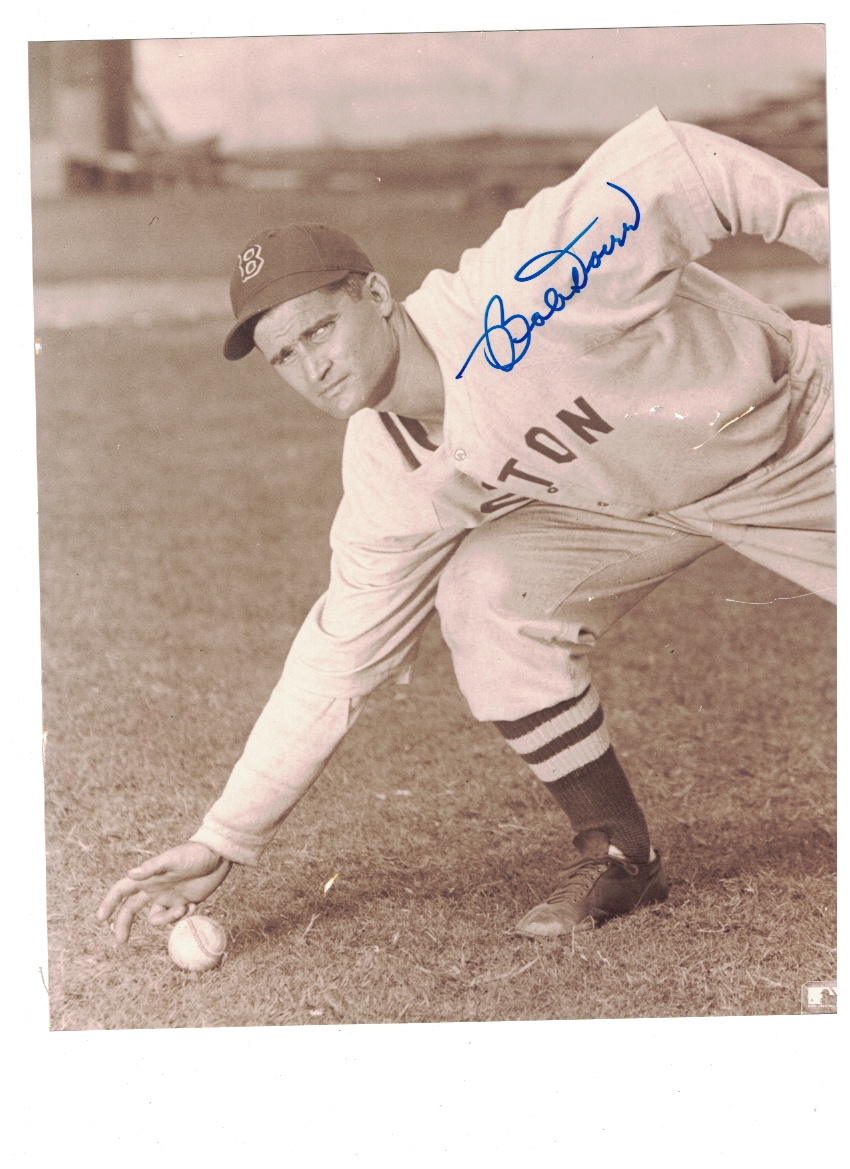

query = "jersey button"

[454,449,467,461]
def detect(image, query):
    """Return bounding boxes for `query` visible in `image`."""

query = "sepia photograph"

[30,23,836,1035]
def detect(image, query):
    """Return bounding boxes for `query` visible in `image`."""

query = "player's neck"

[375,305,445,437]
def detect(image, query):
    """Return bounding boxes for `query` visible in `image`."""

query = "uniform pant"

[436,323,834,723]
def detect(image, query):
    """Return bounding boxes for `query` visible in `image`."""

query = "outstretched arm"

[96,682,363,941]
[431,106,829,354]
[190,681,366,863]
[97,436,467,942]
[668,120,829,265]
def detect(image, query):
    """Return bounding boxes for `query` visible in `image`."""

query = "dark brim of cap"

[223,268,364,360]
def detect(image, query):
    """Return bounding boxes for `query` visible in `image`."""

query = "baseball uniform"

[191,108,831,866]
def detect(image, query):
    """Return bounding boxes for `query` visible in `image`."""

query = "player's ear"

[365,272,394,317]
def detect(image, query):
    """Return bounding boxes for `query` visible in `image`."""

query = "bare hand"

[96,842,233,943]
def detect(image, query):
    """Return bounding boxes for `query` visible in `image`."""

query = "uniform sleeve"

[408,107,828,367]
[667,120,829,265]
[281,411,467,698]
[191,513,464,863]
[280,500,466,698]
[190,679,365,865]
[191,414,467,862]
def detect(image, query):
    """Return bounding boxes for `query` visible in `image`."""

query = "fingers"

[148,902,190,927]
[96,876,143,922]
[96,843,225,940]
[98,886,195,937]
[126,843,219,882]
[126,854,178,881]
[112,890,149,944]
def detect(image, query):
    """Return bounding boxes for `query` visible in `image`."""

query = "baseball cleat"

[514,851,668,939]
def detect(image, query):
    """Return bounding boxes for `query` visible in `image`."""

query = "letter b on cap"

[238,245,264,283]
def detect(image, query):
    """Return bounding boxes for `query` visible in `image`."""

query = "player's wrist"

[190,827,262,866]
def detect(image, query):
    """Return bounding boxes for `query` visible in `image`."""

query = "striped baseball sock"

[494,685,651,862]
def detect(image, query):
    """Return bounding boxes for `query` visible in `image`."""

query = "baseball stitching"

[187,917,225,960]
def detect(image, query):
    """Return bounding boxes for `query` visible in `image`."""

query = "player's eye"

[271,349,294,366]
[308,321,335,343]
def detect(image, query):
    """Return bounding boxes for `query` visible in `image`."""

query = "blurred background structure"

[29,28,830,328]
[30,28,827,199]
[29,40,225,198]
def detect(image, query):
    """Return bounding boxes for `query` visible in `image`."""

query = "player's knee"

[436,540,520,642]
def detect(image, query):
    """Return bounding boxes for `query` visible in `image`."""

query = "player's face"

[253,276,398,420]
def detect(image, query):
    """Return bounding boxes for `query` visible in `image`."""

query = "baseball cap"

[223,223,374,360]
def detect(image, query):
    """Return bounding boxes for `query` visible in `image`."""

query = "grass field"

[35,184,835,1030]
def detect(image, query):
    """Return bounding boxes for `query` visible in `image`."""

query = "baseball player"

[97,108,832,944]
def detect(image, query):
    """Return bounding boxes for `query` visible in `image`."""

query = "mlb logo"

[801,981,837,1014]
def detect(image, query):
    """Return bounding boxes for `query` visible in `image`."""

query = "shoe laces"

[544,854,639,905]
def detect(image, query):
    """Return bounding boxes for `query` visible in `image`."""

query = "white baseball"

[168,915,227,972]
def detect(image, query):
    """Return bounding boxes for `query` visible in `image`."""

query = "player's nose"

[303,350,333,382]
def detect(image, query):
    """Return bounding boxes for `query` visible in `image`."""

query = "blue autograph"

[455,182,640,379]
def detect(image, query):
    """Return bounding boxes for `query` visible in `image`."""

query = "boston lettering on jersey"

[493,396,615,497]
[456,182,640,380]
[479,490,529,514]
[377,412,533,517]
[379,398,615,513]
